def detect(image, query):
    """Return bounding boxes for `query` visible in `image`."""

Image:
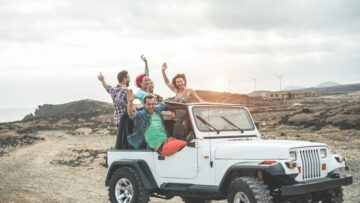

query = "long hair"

[172,73,187,90]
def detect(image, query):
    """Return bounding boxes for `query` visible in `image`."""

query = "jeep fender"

[105,159,158,189]
[219,162,285,190]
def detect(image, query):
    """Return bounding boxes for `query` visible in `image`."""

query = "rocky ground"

[0,92,359,202]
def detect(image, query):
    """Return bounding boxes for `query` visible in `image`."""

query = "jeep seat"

[173,122,186,140]
[164,120,175,138]
[114,112,134,150]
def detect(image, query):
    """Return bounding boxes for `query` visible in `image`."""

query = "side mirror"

[255,122,260,129]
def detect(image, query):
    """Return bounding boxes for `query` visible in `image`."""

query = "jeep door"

[152,143,198,179]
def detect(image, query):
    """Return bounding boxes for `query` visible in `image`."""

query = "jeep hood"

[215,140,327,160]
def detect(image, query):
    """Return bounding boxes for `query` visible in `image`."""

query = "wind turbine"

[277,75,284,91]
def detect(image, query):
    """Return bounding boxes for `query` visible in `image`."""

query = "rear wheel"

[108,167,149,203]
[227,177,273,203]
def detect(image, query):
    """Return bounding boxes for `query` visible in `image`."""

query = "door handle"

[158,155,165,160]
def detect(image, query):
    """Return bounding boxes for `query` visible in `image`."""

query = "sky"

[0,0,359,109]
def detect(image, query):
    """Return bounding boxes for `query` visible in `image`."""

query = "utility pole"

[252,77,258,91]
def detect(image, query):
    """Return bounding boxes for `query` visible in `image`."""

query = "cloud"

[206,0,360,34]
[0,0,210,45]
[0,0,359,108]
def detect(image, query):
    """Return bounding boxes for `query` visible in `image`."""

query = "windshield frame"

[191,105,255,133]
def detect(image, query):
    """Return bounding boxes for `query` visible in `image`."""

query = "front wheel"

[321,187,343,203]
[227,177,273,203]
[108,167,149,203]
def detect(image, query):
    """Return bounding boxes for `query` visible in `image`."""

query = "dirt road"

[0,131,208,203]
[0,131,110,202]
[1,129,358,202]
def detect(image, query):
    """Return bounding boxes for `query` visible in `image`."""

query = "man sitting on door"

[126,90,187,156]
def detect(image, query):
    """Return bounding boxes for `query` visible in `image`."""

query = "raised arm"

[161,63,177,93]
[189,89,204,102]
[127,89,136,116]
[141,55,149,76]
[98,72,108,88]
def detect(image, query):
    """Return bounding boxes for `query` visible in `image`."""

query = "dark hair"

[172,73,187,90]
[117,70,128,83]
[143,94,156,104]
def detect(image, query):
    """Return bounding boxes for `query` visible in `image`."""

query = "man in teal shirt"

[127,90,187,156]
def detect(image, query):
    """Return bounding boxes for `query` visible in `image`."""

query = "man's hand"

[98,72,108,88]
[127,89,135,103]
[98,72,104,81]
[162,63,167,72]
[127,89,135,116]
[141,55,147,63]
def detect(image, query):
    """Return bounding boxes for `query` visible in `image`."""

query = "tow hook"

[303,193,312,203]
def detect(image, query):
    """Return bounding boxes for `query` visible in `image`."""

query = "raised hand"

[162,63,167,71]
[98,72,104,81]
[126,89,136,116]
[141,55,147,63]
[127,89,135,103]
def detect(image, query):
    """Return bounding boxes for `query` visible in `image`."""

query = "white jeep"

[105,102,352,203]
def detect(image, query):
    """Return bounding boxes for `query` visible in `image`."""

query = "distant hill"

[23,99,113,120]
[22,91,265,121]
[247,90,270,97]
[196,90,264,107]
[302,83,360,95]
[317,81,341,87]
[21,84,360,121]
[262,82,359,95]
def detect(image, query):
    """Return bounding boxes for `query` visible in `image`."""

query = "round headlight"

[290,151,297,161]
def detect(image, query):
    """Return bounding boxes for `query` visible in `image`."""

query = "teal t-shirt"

[135,90,147,104]
[145,113,167,148]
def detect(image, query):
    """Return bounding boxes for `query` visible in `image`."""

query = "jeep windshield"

[192,106,254,133]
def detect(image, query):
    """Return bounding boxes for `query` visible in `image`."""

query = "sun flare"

[211,78,228,92]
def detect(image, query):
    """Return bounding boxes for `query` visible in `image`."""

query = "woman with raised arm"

[135,55,150,104]
[162,63,202,142]
[161,63,203,103]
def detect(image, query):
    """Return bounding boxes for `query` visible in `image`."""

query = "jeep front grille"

[299,149,321,180]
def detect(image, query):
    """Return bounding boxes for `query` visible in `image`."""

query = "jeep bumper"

[281,175,353,196]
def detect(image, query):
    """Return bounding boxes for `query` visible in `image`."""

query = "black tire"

[322,187,343,203]
[108,167,149,203]
[182,197,211,203]
[227,177,273,203]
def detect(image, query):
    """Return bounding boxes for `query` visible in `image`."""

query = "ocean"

[0,107,36,123]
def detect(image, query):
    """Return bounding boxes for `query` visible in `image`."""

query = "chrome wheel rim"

[234,191,250,203]
[115,178,133,203]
